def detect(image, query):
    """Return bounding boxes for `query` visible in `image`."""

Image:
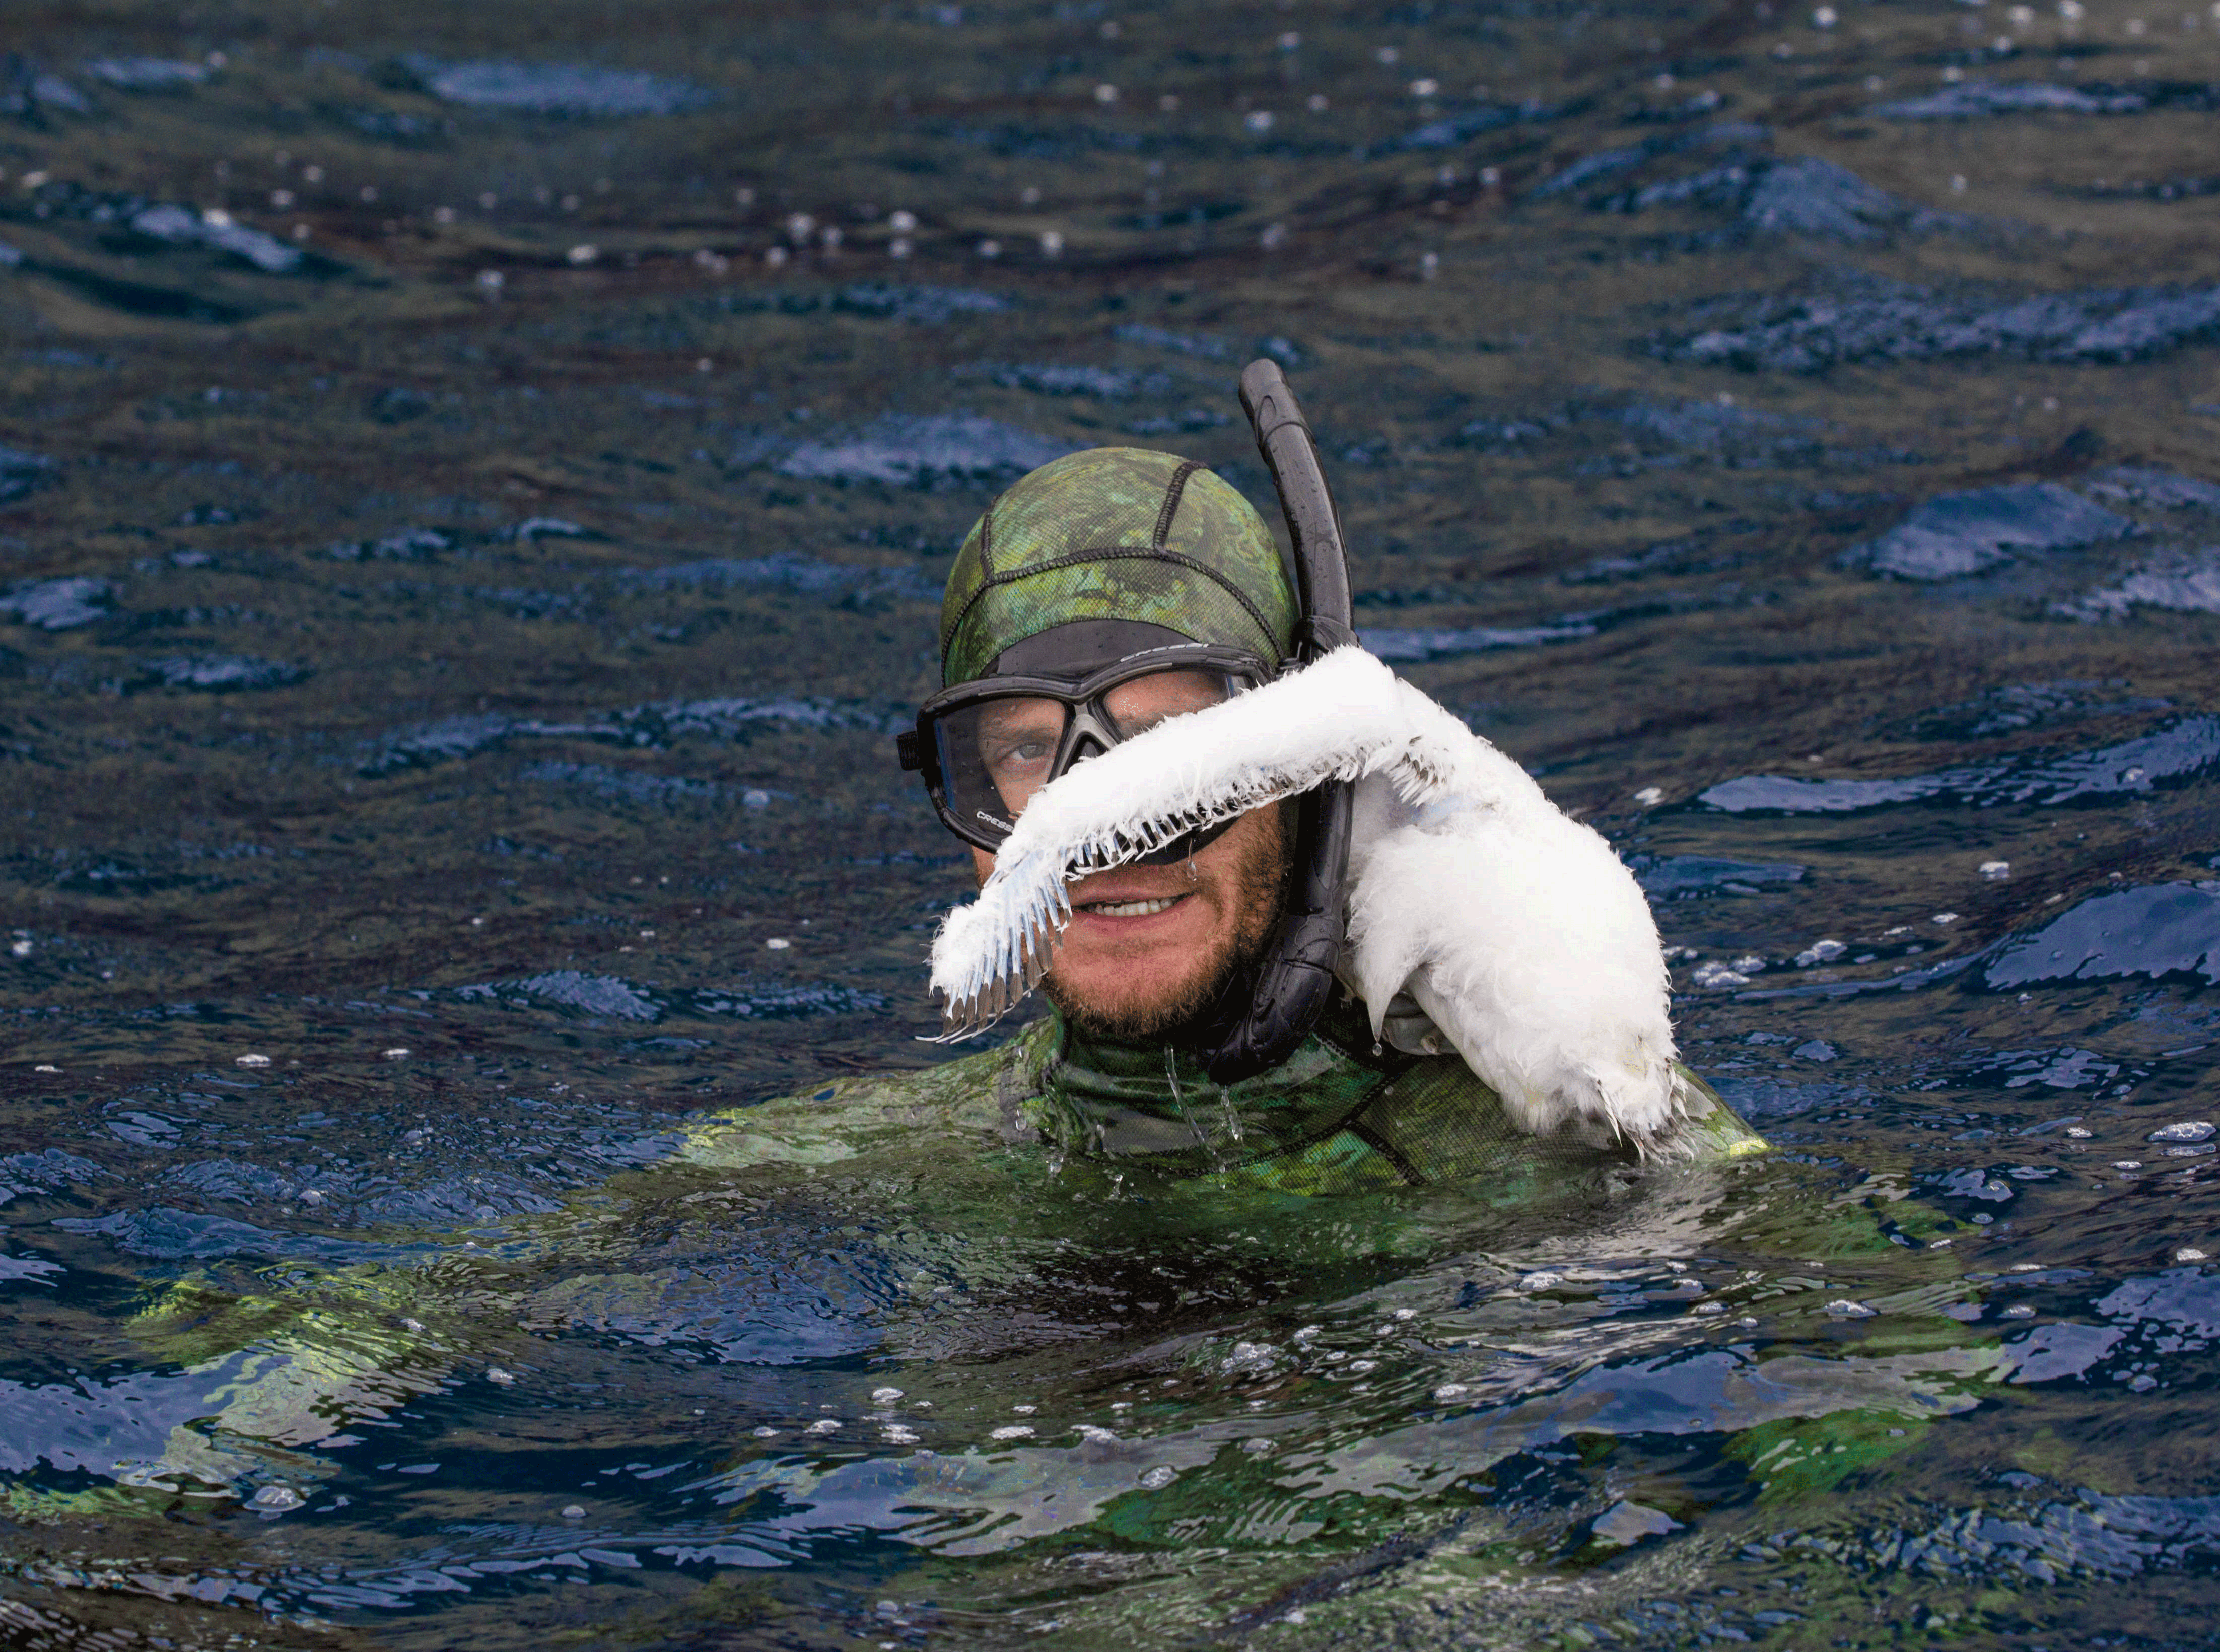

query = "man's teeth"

[1085,896,1181,918]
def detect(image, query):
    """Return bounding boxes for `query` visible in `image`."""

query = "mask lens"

[934,696,1070,836]
[1101,669,1244,739]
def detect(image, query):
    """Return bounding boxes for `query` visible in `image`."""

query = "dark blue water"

[4,1,2220,1646]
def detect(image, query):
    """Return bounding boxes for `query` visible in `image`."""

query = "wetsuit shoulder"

[1343,1056,1769,1189]
[676,1020,1058,1172]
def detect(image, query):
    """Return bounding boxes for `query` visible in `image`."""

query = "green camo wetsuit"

[681,1002,1766,1198]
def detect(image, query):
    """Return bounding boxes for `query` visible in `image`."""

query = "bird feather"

[928,646,1686,1148]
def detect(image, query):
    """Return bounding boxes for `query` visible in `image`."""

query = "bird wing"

[926,646,1683,1148]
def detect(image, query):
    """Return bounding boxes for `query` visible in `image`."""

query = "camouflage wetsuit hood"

[938,447,1298,685]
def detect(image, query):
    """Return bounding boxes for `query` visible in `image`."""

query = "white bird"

[929,646,1690,1150]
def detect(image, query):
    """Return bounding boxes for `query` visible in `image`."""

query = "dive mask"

[897,627,1272,852]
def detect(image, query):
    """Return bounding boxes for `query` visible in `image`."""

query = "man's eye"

[993,739,1053,765]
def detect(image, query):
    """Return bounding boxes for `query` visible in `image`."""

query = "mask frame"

[897,641,1275,852]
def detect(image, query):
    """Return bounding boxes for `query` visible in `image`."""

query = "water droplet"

[561,1504,585,1519]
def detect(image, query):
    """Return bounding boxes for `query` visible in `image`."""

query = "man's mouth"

[1080,894,1187,918]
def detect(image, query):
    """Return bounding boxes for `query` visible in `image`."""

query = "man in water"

[719,445,1766,1195]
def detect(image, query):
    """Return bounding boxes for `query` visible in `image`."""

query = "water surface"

[3,0,2219,1645]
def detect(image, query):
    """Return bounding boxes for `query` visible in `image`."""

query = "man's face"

[965,669,1291,1040]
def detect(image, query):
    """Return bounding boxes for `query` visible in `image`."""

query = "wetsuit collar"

[1033,1002,1406,1172]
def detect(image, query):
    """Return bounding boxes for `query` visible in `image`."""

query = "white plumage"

[929,646,1686,1148]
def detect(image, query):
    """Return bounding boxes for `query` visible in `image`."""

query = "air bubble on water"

[1074,1424,1117,1442]
[808,1418,841,1434]
[1633,786,1664,806]
[871,1386,905,1403]
[1348,1359,1378,1373]
[487,1367,515,1385]
[989,1424,1034,1440]
[1980,860,2011,879]
[752,1426,779,1437]
[1012,1404,1037,1414]
[1138,1466,1177,1489]
[1520,1271,1563,1291]
[1794,939,1846,968]
[561,1504,585,1519]
[2002,1304,2036,1318]
[2149,1121,2214,1143]
[236,1052,271,1067]
[2177,1248,2208,1262]
[766,937,791,950]
[881,1425,919,1444]
[1933,912,1960,925]
[383,1047,411,1059]
[2114,1160,2144,1170]
[1433,1383,1469,1400]
[1826,1299,1876,1317]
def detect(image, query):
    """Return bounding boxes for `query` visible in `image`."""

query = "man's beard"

[1043,806,1291,1043]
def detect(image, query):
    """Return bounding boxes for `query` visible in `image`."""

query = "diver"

[847,361,1768,1194]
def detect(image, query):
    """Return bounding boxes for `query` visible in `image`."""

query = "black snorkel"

[1185,361,1358,1084]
